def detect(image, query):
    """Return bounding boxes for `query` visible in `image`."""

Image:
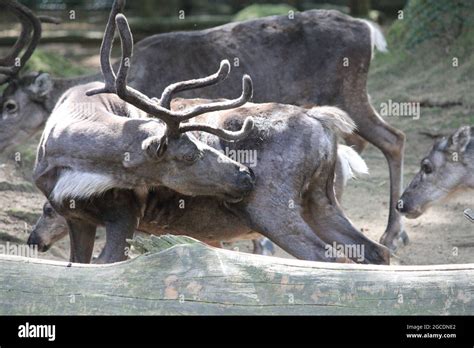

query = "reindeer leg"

[304,194,390,265]
[346,101,406,251]
[95,190,141,264]
[67,219,97,264]
[95,212,137,264]
[232,201,351,262]
[252,237,275,256]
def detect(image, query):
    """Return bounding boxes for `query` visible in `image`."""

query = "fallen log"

[0,236,472,315]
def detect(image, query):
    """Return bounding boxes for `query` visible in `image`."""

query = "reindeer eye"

[183,153,198,163]
[421,161,433,174]
[4,100,18,113]
[43,206,54,216]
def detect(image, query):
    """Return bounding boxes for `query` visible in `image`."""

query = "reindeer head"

[28,201,68,252]
[0,0,59,153]
[398,126,473,218]
[86,1,256,201]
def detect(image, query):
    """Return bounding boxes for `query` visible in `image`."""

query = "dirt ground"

[0,43,472,266]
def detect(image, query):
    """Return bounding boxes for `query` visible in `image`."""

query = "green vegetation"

[6,209,39,225]
[368,0,474,134]
[25,50,90,77]
[233,4,297,21]
[388,0,474,50]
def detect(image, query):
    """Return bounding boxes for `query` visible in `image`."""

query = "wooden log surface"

[0,236,473,315]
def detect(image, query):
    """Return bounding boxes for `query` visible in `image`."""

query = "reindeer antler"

[0,0,48,84]
[158,59,231,109]
[87,2,254,141]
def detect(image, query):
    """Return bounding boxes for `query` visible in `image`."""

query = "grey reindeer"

[28,144,368,254]
[398,126,474,219]
[33,9,389,264]
[0,0,405,250]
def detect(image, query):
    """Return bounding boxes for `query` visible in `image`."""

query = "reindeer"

[0,0,405,250]
[0,0,98,152]
[28,144,368,255]
[397,126,473,219]
[33,10,389,265]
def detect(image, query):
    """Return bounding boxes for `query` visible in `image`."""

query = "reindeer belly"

[139,195,253,243]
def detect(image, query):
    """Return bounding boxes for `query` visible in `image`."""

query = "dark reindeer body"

[130,10,373,105]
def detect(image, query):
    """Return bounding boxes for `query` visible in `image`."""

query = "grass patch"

[0,181,36,193]
[6,209,39,225]
[368,4,474,135]
[25,50,90,77]
[0,232,25,244]
[233,4,297,21]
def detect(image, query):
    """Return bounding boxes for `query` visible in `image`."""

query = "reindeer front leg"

[67,219,97,264]
[95,215,137,264]
[95,190,140,264]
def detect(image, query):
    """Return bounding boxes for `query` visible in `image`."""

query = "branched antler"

[0,0,45,83]
[158,59,231,109]
[87,2,254,140]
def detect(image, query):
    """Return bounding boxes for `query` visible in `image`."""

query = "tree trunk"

[0,236,472,315]
[349,0,371,17]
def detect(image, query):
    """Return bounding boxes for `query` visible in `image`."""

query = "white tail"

[361,19,388,58]
[337,144,369,186]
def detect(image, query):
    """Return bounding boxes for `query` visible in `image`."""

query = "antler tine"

[114,14,254,136]
[0,0,33,76]
[158,59,231,109]
[86,0,126,96]
[0,0,40,77]
[180,116,255,142]
[112,13,177,128]
[91,9,254,139]
[0,2,29,66]
[173,74,253,122]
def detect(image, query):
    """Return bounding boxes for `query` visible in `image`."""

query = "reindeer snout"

[396,202,406,213]
[27,232,49,252]
[396,196,423,219]
[237,166,256,193]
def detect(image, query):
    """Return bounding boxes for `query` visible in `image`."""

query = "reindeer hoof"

[383,238,401,253]
[399,230,410,246]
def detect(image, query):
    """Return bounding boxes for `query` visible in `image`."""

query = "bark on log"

[0,236,472,315]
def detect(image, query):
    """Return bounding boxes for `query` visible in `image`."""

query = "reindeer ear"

[449,126,471,153]
[28,73,53,98]
[142,135,168,160]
